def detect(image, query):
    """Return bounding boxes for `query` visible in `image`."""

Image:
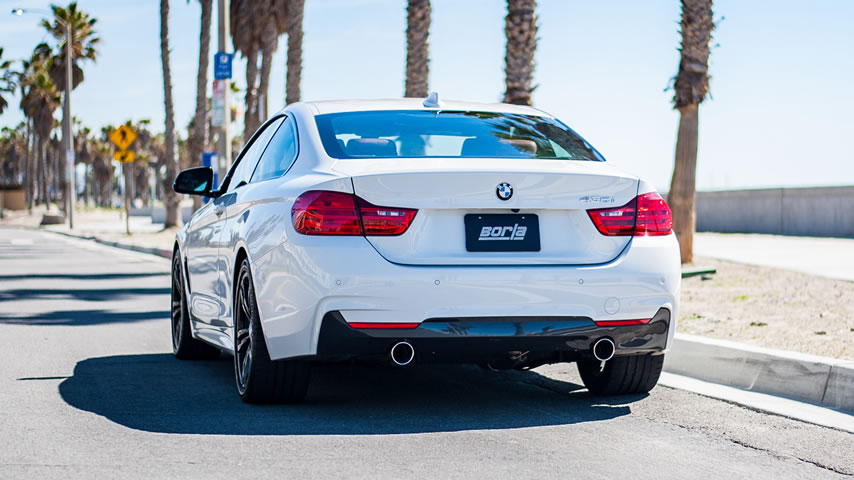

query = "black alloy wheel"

[171,251,219,360]
[233,258,310,404]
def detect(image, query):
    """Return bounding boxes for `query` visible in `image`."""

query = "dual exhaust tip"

[391,338,614,367]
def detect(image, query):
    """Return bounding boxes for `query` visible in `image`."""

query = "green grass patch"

[749,321,767,327]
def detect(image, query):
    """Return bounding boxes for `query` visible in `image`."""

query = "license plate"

[464,214,541,252]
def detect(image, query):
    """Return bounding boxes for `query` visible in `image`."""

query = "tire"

[171,251,220,360]
[234,258,311,404]
[577,354,664,396]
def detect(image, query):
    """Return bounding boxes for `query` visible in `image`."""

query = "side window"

[224,117,284,193]
[251,116,298,183]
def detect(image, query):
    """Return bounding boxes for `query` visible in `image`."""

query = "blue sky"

[1,0,852,192]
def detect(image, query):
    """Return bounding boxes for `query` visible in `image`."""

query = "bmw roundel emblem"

[496,182,513,200]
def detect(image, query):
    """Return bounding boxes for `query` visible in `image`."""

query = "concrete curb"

[665,333,854,413]
[43,228,173,260]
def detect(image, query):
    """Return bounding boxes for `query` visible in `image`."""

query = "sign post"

[109,125,137,235]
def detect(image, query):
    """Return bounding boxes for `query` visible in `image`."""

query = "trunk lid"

[337,158,638,266]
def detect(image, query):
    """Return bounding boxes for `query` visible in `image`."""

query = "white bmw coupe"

[171,96,681,404]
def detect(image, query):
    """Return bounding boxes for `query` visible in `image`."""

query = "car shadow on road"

[59,354,642,436]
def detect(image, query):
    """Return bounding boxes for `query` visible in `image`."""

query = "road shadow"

[0,287,170,303]
[0,272,167,282]
[0,309,168,326]
[59,354,640,435]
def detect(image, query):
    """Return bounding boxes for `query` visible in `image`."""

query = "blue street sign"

[214,52,233,80]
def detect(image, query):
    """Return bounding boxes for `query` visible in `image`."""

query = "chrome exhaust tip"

[390,341,415,366]
[592,338,616,363]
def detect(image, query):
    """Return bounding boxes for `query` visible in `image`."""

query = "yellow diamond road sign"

[114,150,135,163]
[109,125,137,151]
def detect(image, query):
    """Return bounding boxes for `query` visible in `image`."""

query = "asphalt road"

[0,227,852,479]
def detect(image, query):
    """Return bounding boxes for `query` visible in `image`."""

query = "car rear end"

[253,104,680,384]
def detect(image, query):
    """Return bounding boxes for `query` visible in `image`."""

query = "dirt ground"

[680,257,854,360]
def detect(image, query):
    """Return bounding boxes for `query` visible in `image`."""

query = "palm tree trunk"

[404,0,430,98]
[161,0,182,228]
[258,20,277,124]
[38,138,48,208]
[286,0,305,104]
[244,48,260,137]
[25,119,33,213]
[668,0,714,264]
[189,0,212,213]
[668,104,699,264]
[503,0,537,106]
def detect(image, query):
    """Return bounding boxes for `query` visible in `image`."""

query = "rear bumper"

[317,308,671,364]
[252,234,681,361]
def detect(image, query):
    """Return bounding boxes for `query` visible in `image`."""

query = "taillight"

[587,192,672,236]
[357,198,418,236]
[635,192,672,236]
[292,190,417,236]
[292,191,362,235]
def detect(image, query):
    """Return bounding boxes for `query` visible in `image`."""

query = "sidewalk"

[695,232,854,281]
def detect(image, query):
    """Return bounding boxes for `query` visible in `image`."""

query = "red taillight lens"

[587,192,672,236]
[357,198,418,236]
[292,190,417,236]
[292,191,362,235]
[635,192,672,236]
[587,197,638,236]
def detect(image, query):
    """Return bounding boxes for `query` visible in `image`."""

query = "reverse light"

[587,192,672,236]
[292,190,417,236]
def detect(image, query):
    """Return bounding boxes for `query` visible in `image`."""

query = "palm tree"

[39,3,100,94]
[286,0,304,104]
[231,0,287,137]
[503,0,537,105]
[40,2,100,215]
[20,52,60,209]
[0,48,17,115]
[188,0,213,212]
[404,0,430,98]
[259,1,287,119]
[160,0,182,228]
[231,0,262,137]
[668,0,714,264]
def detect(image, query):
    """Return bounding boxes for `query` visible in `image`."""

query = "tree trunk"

[161,0,182,228]
[38,138,49,208]
[404,0,430,98]
[244,48,260,138]
[286,0,304,104]
[25,119,33,214]
[503,0,537,106]
[189,0,212,213]
[668,104,699,264]
[258,20,277,124]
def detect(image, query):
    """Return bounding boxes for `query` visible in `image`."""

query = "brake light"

[292,190,417,236]
[357,198,418,236]
[587,192,672,236]
[634,192,672,236]
[292,191,362,235]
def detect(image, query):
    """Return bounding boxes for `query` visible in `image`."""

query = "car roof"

[298,98,554,117]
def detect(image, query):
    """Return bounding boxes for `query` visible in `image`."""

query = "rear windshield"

[314,110,605,161]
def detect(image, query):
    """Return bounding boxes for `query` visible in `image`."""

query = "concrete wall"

[695,186,854,238]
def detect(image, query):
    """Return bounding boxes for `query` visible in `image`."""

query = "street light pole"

[217,0,231,185]
[63,20,76,229]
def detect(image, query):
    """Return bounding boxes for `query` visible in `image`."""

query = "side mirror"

[173,167,213,196]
